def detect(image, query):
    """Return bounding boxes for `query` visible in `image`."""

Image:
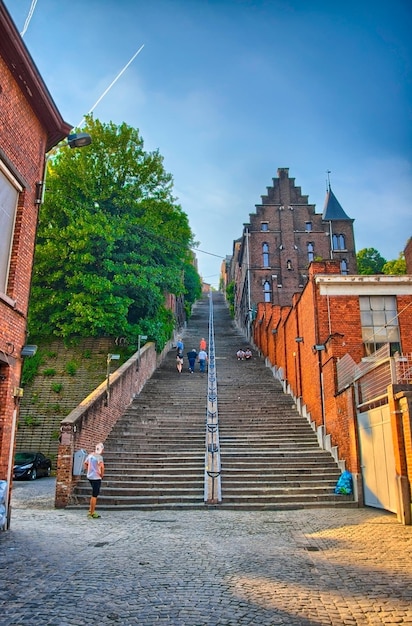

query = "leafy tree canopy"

[29,117,198,349]
[184,262,202,307]
[382,252,407,275]
[356,248,387,275]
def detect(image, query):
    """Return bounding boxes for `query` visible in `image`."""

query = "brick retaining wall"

[55,341,169,507]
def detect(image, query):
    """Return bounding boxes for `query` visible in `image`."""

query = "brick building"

[230,167,357,336]
[405,237,412,273]
[252,259,412,523]
[0,1,71,526]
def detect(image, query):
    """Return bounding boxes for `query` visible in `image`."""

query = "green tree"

[356,248,387,275]
[184,262,202,308]
[29,117,194,350]
[382,252,407,275]
[225,281,235,317]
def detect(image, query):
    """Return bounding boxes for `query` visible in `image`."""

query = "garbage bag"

[334,470,353,495]
[0,481,7,529]
[0,480,6,504]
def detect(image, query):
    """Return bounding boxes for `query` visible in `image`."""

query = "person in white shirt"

[84,443,105,519]
[198,349,208,373]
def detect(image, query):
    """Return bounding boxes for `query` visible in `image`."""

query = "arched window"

[263,280,271,302]
[262,243,269,267]
[307,242,314,262]
[332,234,346,250]
[340,259,348,275]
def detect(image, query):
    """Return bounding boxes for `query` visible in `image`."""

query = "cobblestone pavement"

[1,479,411,625]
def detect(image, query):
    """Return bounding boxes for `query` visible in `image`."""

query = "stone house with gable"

[0,0,71,526]
[231,167,357,336]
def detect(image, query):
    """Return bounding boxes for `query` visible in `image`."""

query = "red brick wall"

[0,55,47,480]
[405,238,412,274]
[252,261,412,476]
[398,296,412,354]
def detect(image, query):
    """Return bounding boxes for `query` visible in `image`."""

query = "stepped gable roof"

[322,185,352,221]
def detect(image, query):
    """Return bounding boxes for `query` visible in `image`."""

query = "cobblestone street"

[1,478,411,625]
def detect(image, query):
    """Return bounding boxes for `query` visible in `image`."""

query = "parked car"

[13,452,52,480]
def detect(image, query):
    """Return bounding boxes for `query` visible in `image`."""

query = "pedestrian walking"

[187,348,197,373]
[198,348,208,373]
[84,443,105,519]
[176,346,184,373]
[176,337,184,352]
[199,337,207,351]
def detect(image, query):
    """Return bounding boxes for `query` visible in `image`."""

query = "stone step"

[70,293,355,511]
[69,491,354,509]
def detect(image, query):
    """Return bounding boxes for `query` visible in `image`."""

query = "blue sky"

[6,0,412,287]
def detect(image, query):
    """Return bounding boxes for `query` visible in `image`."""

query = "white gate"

[357,405,397,512]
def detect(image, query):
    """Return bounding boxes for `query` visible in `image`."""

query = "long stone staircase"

[70,292,355,510]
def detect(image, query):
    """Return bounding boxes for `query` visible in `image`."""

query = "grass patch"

[43,368,56,377]
[65,361,78,376]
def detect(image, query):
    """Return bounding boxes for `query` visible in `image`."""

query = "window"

[360,295,400,356]
[262,243,269,268]
[307,242,314,262]
[0,166,21,294]
[261,222,268,231]
[305,221,312,232]
[340,259,348,275]
[263,280,271,302]
[332,234,346,250]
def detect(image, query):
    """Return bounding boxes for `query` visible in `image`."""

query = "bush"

[51,382,63,394]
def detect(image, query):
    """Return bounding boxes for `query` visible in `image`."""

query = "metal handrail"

[204,292,222,504]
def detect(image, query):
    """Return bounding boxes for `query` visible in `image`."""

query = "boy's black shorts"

[89,479,102,497]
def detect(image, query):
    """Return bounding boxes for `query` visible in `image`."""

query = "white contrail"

[20,0,38,37]
[76,44,145,128]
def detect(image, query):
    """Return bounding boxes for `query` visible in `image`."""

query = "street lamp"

[38,131,92,204]
[137,335,148,370]
[105,353,120,405]
[67,132,92,148]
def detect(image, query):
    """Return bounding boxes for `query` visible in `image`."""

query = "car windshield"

[14,452,36,464]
